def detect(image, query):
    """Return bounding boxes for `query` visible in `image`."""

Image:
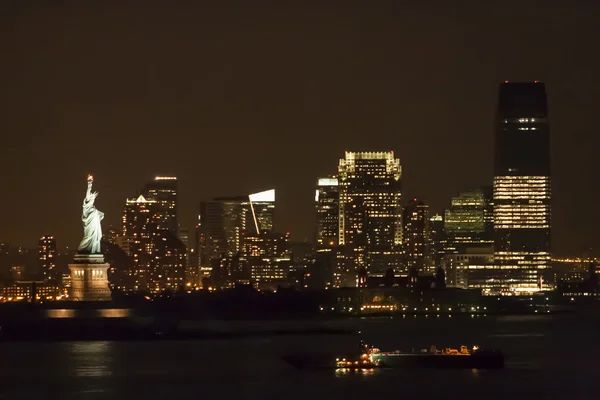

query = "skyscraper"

[493,81,551,294]
[337,151,402,286]
[143,176,178,237]
[122,194,186,292]
[123,195,159,290]
[314,177,339,288]
[197,189,276,285]
[441,187,494,289]
[315,177,339,248]
[38,235,57,281]
[429,214,445,269]
[445,187,493,247]
[402,198,431,274]
[248,189,275,233]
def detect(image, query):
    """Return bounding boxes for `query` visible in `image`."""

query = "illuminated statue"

[78,175,104,254]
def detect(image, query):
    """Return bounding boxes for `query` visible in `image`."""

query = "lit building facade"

[442,187,494,289]
[240,231,291,290]
[338,151,402,286]
[122,194,186,292]
[402,198,432,274]
[429,214,445,269]
[445,187,493,248]
[198,189,275,261]
[316,178,339,248]
[38,235,57,282]
[0,281,64,302]
[492,81,552,294]
[315,177,339,288]
[197,190,275,288]
[123,195,158,290]
[248,190,275,234]
[150,230,186,292]
[143,176,179,237]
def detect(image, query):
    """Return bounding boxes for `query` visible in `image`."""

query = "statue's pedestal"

[68,254,112,301]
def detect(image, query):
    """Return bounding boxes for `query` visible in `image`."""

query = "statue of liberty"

[78,175,104,254]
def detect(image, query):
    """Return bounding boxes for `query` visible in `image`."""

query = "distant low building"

[321,286,482,314]
[0,281,64,302]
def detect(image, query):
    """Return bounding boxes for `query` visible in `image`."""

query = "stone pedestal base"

[68,254,112,301]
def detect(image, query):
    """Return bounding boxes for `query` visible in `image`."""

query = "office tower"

[122,194,185,292]
[38,236,57,281]
[197,201,225,269]
[441,187,494,288]
[198,189,275,260]
[493,81,551,294]
[429,214,444,268]
[248,189,275,233]
[445,188,493,247]
[143,176,178,237]
[314,177,339,288]
[151,229,186,292]
[315,177,339,248]
[197,189,275,286]
[194,217,212,287]
[123,195,159,290]
[337,151,402,286]
[402,198,432,274]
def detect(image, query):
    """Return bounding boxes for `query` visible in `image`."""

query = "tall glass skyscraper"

[493,81,551,294]
[337,151,402,286]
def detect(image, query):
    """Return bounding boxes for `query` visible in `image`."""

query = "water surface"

[1,315,597,399]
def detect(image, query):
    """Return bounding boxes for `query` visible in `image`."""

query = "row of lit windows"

[501,117,544,123]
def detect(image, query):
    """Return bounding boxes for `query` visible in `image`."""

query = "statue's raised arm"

[85,175,93,198]
[77,175,104,254]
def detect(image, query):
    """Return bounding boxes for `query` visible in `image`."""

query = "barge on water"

[284,342,504,370]
[365,344,504,369]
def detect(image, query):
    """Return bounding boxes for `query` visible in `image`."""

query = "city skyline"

[2,2,600,256]
[2,4,600,397]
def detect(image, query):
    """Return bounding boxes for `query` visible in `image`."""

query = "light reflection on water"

[335,368,379,378]
[60,341,114,377]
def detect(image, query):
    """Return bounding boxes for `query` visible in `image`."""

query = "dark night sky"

[1,1,599,255]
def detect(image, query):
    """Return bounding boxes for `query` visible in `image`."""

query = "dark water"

[1,314,599,399]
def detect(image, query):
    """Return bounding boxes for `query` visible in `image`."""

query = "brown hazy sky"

[1,1,599,256]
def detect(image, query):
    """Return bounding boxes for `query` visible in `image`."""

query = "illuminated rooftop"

[318,178,338,186]
[249,189,275,202]
[339,151,401,178]
[343,151,397,161]
[126,195,157,204]
[154,176,177,181]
